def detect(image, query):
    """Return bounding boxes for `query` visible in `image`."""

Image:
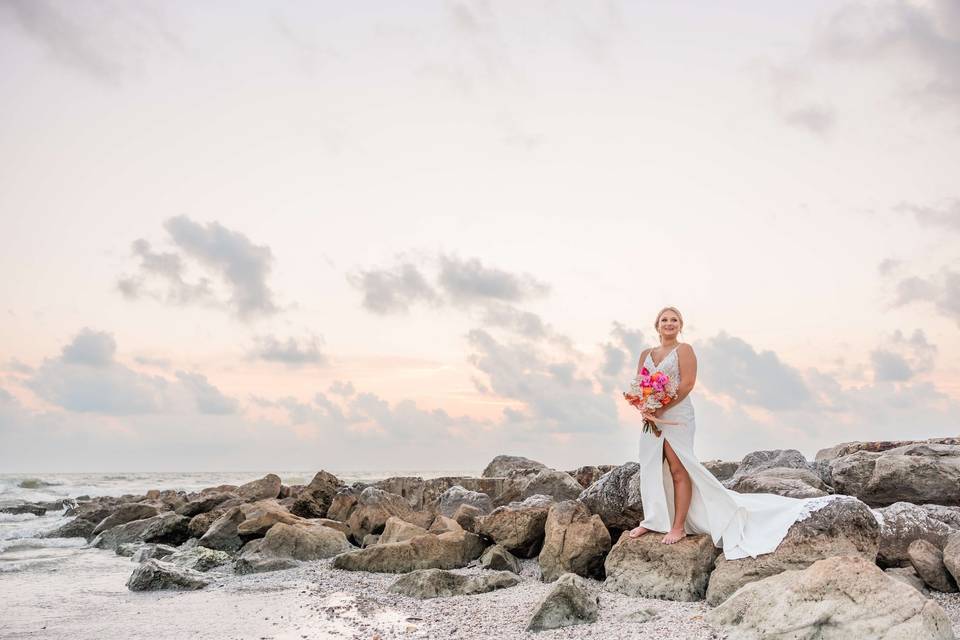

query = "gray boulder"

[345,487,433,543]
[290,470,340,518]
[236,473,282,502]
[577,463,642,530]
[725,449,811,487]
[884,566,929,594]
[703,460,739,481]
[235,522,353,574]
[478,544,521,574]
[526,573,598,632]
[378,516,429,544]
[829,443,960,507]
[131,544,178,563]
[332,530,485,573]
[126,559,211,591]
[166,546,231,572]
[726,467,831,499]
[538,500,610,581]
[604,532,720,601]
[482,455,548,478]
[873,502,957,567]
[705,496,880,606]
[476,494,553,558]
[908,539,958,593]
[176,492,237,517]
[387,568,519,599]
[518,470,584,503]
[438,485,493,517]
[92,503,160,535]
[705,555,955,639]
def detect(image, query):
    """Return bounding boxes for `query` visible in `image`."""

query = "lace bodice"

[643,345,681,385]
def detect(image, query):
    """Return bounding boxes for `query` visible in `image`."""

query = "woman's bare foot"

[628,526,650,538]
[661,528,687,544]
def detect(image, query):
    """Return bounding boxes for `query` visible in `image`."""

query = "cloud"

[751,61,837,136]
[328,380,355,397]
[895,199,960,232]
[438,254,549,305]
[250,334,327,366]
[480,302,548,339]
[5,358,34,375]
[133,355,172,369]
[594,322,646,392]
[347,262,438,314]
[467,328,619,434]
[890,268,960,326]
[0,0,181,85]
[60,327,116,367]
[118,216,279,320]
[817,0,960,109]
[871,328,937,383]
[870,349,912,382]
[696,332,812,410]
[174,371,239,415]
[164,216,278,320]
[25,328,240,416]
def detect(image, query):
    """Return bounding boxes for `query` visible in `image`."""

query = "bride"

[627,306,823,560]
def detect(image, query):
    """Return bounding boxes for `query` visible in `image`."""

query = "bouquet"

[623,366,679,437]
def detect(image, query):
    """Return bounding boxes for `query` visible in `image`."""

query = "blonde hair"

[654,306,684,343]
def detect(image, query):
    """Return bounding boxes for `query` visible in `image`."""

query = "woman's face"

[658,311,681,338]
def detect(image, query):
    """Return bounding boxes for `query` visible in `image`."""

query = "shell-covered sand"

[3,550,959,640]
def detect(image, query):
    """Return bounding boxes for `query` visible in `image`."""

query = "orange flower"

[642,387,653,398]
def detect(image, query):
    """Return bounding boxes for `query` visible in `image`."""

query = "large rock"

[873,502,958,567]
[705,555,955,639]
[137,513,191,546]
[438,485,493,517]
[452,504,482,533]
[725,449,811,487]
[92,513,190,550]
[345,487,433,543]
[885,566,929,594]
[176,492,237,517]
[131,544,177,563]
[373,476,505,513]
[604,532,720,601]
[236,500,303,536]
[387,568,519,598]
[235,522,353,574]
[568,465,615,489]
[290,470,340,518]
[908,539,958,593]
[92,503,161,535]
[538,500,611,581]
[332,530,485,573]
[44,517,97,540]
[577,463,643,531]
[705,496,880,606]
[924,504,960,529]
[703,460,739,481]
[815,436,960,460]
[476,494,553,558]
[829,443,960,507]
[726,467,830,499]
[380,516,430,544]
[479,544,521,574]
[482,455,548,478]
[944,533,960,586]
[198,506,247,552]
[165,546,231,572]
[326,486,361,522]
[526,573,599,632]
[126,559,211,591]
[518,470,584,502]
[236,473,282,502]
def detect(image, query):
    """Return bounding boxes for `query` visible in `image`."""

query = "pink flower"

[640,367,649,376]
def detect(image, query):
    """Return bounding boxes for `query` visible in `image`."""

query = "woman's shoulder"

[677,342,696,355]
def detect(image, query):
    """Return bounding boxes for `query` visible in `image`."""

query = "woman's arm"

[653,344,697,417]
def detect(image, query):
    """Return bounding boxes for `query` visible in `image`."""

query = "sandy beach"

[4,544,959,640]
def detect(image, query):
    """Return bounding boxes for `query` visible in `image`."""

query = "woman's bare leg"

[662,439,690,544]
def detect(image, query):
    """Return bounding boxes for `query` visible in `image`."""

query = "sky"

[1,0,959,473]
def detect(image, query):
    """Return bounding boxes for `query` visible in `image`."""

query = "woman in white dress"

[626,306,825,560]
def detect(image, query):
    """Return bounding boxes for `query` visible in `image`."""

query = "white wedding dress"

[635,346,830,560]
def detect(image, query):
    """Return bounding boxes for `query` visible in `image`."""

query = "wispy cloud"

[118,216,280,321]
[249,334,328,367]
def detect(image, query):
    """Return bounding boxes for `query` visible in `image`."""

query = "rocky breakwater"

[33,440,960,638]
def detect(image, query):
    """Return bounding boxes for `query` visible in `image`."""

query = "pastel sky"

[1,0,958,473]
